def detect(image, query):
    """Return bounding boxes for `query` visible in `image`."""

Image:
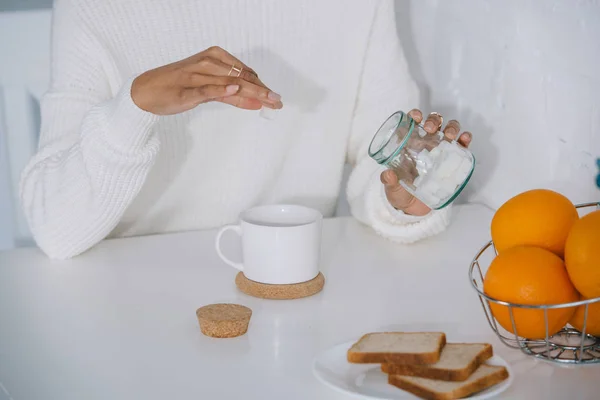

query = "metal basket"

[469,202,600,365]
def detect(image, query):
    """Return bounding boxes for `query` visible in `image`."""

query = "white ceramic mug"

[215,205,322,284]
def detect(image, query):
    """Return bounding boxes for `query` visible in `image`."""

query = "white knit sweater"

[20,0,452,259]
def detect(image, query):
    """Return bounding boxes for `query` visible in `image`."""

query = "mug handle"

[215,225,244,272]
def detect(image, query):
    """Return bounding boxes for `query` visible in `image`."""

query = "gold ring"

[228,64,243,77]
[430,112,444,130]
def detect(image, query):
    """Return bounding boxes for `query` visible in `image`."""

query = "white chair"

[0,9,52,249]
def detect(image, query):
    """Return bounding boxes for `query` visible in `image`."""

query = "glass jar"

[368,110,475,210]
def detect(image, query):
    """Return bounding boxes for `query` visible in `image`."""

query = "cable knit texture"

[20,0,452,259]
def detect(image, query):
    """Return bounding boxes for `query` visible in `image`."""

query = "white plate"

[313,340,514,399]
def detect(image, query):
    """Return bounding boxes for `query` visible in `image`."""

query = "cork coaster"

[196,303,252,338]
[235,272,325,300]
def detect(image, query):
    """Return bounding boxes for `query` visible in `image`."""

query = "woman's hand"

[131,46,283,115]
[381,109,473,216]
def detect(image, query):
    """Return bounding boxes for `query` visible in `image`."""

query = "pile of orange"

[483,189,600,339]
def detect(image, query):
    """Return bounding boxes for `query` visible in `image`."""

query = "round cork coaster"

[196,303,252,338]
[235,272,325,300]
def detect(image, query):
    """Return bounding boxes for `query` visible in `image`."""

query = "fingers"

[188,46,283,109]
[183,84,263,110]
[229,76,282,108]
[204,46,257,77]
[443,120,461,140]
[188,75,283,109]
[381,169,432,215]
[423,112,443,134]
[380,169,400,188]
[217,95,263,110]
[380,169,416,211]
[442,120,472,147]
[457,131,472,147]
[182,84,239,103]
[407,109,423,124]
[380,169,407,203]
[203,47,273,89]
[408,109,473,147]
[190,56,267,88]
[205,47,276,94]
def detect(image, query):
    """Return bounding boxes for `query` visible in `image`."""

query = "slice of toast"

[347,332,446,365]
[388,364,509,400]
[381,343,493,381]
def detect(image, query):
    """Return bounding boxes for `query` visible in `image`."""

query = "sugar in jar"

[368,110,475,210]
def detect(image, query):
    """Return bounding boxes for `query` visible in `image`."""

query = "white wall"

[0,110,14,251]
[397,0,600,209]
[0,9,51,250]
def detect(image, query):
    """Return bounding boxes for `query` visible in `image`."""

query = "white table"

[0,204,598,400]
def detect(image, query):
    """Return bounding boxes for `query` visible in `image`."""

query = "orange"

[570,297,600,337]
[483,246,579,339]
[564,210,600,298]
[491,189,578,257]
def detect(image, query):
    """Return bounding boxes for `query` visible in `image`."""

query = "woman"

[20,0,472,259]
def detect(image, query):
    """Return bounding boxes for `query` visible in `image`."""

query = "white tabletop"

[0,204,598,400]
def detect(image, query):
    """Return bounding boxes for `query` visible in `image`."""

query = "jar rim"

[368,110,415,165]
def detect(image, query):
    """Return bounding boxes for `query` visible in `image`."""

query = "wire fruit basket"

[469,202,600,365]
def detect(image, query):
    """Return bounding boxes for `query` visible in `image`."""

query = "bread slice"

[382,343,493,381]
[347,332,446,364]
[388,364,509,400]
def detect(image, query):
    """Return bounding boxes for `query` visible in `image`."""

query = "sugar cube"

[260,107,277,120]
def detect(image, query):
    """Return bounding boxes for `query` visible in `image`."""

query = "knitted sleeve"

[346,0,452,243]
[19,0,160,259]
